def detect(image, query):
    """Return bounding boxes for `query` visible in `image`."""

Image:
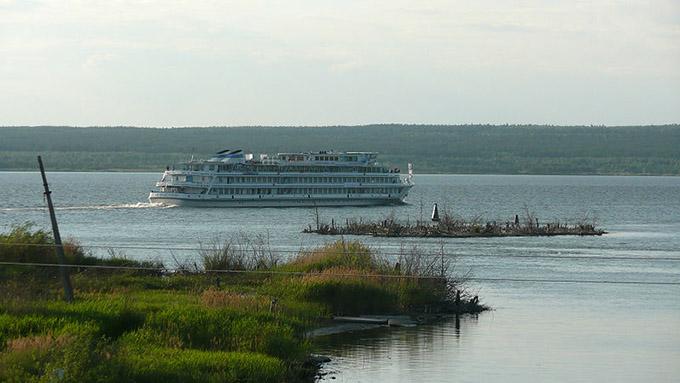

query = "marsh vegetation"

[0,225,485,382]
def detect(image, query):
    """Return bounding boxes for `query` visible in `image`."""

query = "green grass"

[0,292,308,382]
[120,348,286,383]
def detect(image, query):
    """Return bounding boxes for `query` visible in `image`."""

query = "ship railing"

[157,181,406,188]
[162,168,397,176]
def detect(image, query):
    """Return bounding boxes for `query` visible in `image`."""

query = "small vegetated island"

[304,211,606,238]
[0,225,485,383]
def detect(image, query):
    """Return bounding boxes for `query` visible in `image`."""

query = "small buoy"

[431,203,440,222]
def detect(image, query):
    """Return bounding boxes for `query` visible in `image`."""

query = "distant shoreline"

[2,125,679,175]
[0,169,678,177]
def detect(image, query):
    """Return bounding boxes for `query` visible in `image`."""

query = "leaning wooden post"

[439,241,445,278]
[37,156,74,302]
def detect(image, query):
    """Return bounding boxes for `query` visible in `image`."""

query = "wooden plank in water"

[332,316,389,325]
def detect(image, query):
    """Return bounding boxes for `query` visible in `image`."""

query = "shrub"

[0,224,163,281]
[0,223,89,266]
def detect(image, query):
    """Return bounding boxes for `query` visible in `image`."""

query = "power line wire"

[466,277,680,286]
[1,242,679,261]
[1,261,678,286]
[0,261,441,280]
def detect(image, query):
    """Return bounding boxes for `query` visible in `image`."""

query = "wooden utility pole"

[37,156,74,302]
[439,241,445,278]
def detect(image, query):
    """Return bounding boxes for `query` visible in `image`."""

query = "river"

[1,172,678,382]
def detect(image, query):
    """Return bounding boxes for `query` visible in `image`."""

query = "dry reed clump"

[396,244,447,277]
[199,233,281,272]
[200,289,269,311]
[6,333,73,353]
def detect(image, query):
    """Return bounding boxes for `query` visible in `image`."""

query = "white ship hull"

[149,192,409,208]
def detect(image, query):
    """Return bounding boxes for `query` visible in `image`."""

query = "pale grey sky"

[1,0,678,126]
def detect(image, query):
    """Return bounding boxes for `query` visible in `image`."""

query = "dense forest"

[1,125,679,175]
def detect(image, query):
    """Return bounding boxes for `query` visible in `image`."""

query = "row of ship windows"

[174,176,400,184]
[281,155,348,162]
[200,187,400,195]
[183,166,389,173]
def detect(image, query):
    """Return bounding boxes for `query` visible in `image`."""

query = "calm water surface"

[1,172,679,382]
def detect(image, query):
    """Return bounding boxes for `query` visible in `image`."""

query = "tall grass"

[142,306,306,359]
[120,348,286,383]
[0,294,306,382]
[285,241,386,273]
[199,233,281,271]
[274,240,475,315]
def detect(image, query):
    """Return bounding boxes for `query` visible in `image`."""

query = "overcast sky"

[1,0,678,126]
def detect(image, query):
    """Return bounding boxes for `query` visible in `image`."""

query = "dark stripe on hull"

[149,196,406,208]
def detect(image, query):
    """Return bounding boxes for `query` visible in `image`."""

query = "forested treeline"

[1,125,679,174]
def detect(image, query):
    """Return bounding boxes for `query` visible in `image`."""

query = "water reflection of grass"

[313,314,481,371]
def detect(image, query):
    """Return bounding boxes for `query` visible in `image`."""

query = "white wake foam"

[57,202,177,210]
[1,202,176,212]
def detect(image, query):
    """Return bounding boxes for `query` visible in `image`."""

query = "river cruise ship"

[149,150,414,207]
